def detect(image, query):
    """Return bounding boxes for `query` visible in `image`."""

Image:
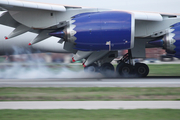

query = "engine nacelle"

[163,23,180,58]
[148,23,180,58]
[50,11,135,51]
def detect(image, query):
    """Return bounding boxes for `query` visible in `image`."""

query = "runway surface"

[0,78,180,87]
[0,101,179,109]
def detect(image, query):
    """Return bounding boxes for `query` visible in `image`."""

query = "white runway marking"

[0,78,180,87]
[0,101,179,109]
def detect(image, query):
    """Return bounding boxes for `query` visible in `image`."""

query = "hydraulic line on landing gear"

[117,50,133,65]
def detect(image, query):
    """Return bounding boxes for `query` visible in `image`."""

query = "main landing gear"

[84,50,149,78]
[116,51,149,77]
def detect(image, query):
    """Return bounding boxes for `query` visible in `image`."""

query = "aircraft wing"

[0,0,66,11]
[0,0,163,38]
[0,0,176,45]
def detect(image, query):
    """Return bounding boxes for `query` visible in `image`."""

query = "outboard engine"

[149,22,180,58]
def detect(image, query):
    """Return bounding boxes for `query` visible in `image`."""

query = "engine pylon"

[29,30,52,45]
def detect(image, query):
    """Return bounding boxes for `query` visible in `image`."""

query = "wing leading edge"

[0,0,66,11]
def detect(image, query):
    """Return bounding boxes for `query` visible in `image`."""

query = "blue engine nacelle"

[50,11,135,51]
[161,23,180,58]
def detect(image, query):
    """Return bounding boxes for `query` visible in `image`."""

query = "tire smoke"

[0,47,103,79]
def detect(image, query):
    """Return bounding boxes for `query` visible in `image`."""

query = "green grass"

[148,64,180,76]
[0,109,180,120]
[0,87,180,101]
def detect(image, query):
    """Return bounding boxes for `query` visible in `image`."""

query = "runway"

[0,78,180,87]
[0,101,179,109]
[0,78,180,110]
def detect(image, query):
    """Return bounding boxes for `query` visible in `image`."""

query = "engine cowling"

[148,23,180,58]
[50,11,135,51]
[163,23,180,58]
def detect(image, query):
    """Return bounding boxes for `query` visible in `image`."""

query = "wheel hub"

[138,66,146,74]
[87,66,96,72]
[122,67,130,74]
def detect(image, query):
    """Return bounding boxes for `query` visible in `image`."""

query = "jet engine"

[163,23,180,58]
[149,22,180,58]
[50,11,135,51]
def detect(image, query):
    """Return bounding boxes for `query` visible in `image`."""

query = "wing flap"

[0,0,66,12]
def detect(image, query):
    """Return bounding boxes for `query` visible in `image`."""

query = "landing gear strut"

[116,50,149,77]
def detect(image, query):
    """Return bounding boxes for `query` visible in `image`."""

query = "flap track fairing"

[5,24,30,39]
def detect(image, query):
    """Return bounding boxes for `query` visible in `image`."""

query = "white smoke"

[0,65,103,79]
[0,47,103,79]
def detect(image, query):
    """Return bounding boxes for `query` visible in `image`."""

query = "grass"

[148,64,180,76]
[0,109,180,120]
[0,87,180,101]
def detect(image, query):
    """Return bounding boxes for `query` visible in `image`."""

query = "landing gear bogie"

[116,62,149,78]
[116,50,149,78]
[83,50,150,78]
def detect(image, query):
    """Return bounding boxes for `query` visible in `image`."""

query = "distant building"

[122,48,166,59]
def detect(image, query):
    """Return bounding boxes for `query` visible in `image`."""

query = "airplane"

[0,0,180,78]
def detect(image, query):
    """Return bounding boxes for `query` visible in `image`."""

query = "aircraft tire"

[116,62,133,77]
[84,63,98,73]
[100,63,115,77]
[135,63,149,77]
